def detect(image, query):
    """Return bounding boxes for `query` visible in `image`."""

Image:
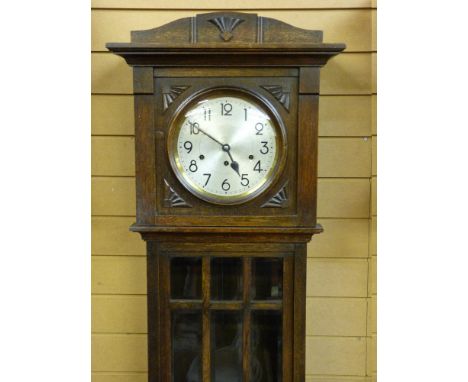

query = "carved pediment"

[130,12,323,44]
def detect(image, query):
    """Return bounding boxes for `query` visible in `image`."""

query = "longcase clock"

[107,12,345,382]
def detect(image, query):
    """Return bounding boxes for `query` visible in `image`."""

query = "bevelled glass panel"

[252,258,283,300]
[211,311,243,382]
[211,258,242,300]
[251,311,282,382]
[171,257,202,299]
[172,311,202,382]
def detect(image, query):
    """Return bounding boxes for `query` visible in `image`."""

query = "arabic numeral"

[183,141,193,154]
[260,141,269,154]
[203,173,211,187]
[204,108,211,121]
[253,160,263,173]
[189,121,200,135]
[255,122,264,135]
[189,160,198,172]
[221,102,232,116]
[222,179,231,191]
[241,174,249,186]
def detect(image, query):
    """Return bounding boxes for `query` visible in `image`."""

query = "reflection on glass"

[253,258,283,300]
[171,257,202,299]
[251,311,282,382]
[211,311,242,382]
[211,258,242,300]
[172,311,202,382]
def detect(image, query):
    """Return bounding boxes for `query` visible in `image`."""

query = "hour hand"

[230,161,240,177]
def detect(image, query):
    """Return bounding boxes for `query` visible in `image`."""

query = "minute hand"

[195,126,224,147]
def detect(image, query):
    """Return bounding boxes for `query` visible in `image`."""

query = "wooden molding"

[208,16,245,41]
[261,85,291,111]
[162,85,190,111]
[262,181,289,208]
[163,179,192,208]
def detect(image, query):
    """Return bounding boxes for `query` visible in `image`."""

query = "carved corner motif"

[261,85,291,112]
[208,16,245,41]
[163,86,190,111]
[261,182,289,208]
[163,179,192,208]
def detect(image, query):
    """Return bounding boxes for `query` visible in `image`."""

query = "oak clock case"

[167,88,287,205]
[107,11,345,382]
[155,75,298,225]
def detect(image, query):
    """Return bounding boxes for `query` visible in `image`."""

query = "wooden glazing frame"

[148,243,299,382]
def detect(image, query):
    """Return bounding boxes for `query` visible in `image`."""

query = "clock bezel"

[166,86,288,206]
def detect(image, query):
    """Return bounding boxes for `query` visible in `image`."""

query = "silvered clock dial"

[167,90,286,205]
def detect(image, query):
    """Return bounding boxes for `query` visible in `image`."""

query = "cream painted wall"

[91,1,377,381]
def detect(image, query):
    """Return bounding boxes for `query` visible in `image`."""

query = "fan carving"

[162,86,190,111]
[163,179,192,208]
[261,85,291,112]
[262,182,289,208]
[208,16,245,41]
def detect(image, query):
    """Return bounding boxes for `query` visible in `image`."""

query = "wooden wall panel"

[306,259,368,297]
[318,138,371,177]
[372,137,377,175]
[92,217,145,256]
[369,255,377,295]
[367,295,377,335]
[92,137,135,176]
[91,52,372,95]
[306,297,367,336]
[92,95,134,136]
[321,53,372,95]
[92,334,147,371]
[367,336,377,375]
[308,219,369,258]
[92,374,147,382]
[319,96,372,137]
[92,10,372,52]
[371,176,377,215]
[370,217,377,256]
[92,177,135,216]
[371,52,377,93]
[317,179,370,218]
[305,336,366,375]
[371,9,377,51]
[92,295,147,333]
[92,0,374,10]
[92,256,146,294]
[92,54,132,94]
[371,95,377,135]
[306,377,370,382]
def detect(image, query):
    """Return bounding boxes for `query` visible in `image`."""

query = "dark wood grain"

[283,255,294,382]
[107,11,344,382]
[242,257,252,382]
[158,254,171,382]
[293,245,307,382]
[146,241,159,382]
[297,94,319,226]
[133,95,156,225]
[202,257,211,382]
